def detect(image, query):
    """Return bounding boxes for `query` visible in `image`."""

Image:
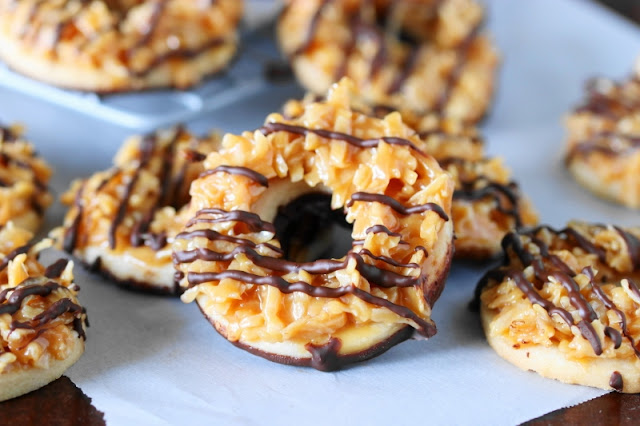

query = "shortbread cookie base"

[76,246,176,294]
[0,337,84,402]
[481,303,640,393]
[0,32,236,92]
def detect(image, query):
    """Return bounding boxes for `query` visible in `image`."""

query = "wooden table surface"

[526,1,639,424]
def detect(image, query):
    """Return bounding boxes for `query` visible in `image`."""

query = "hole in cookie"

[273,193,352,263]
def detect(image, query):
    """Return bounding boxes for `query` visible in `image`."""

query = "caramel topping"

[477,224,640,357]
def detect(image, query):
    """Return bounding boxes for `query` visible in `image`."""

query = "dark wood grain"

[0,376,105,426]
[526,3,639,423]
[525,392,640,425]
[596,0,640,24]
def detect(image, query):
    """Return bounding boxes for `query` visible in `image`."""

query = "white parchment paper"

[2,0,640,424]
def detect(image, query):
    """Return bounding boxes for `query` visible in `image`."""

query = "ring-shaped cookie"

[278,0,499,123]
[0,0,243,91]
[284,97,538,259]
[174,80,454,370]
[0,124,52,233]
[476,222,640,392]
[565,69,640,208]
[0,223,87,402]
[58,126,221,294]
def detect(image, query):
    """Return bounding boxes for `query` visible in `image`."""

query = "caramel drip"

[199,166,269,187]
[476,226,640,357]
[259,122,424,154]
[346,192,449,221]
[188,269,436,337]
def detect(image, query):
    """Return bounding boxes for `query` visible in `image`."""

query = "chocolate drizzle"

[297,0,480,106]
[200,166,269,187]
[0,126,50,216]
[614,226,640,269]
[0,125,17,142]
[187,208,276,234]
[453,179,523,226]
[259,122,424,154]
[44,259,69,279]
[0,242,34,273]
[291,0,332,56]
[0,279,86,340]
[475,225,640,358]
[176,191,448,337]
[567,132,640,161]
[433,23,482,113]
[129,128,185,249]
[65,127,204,254]
[346,192,449,221]
[609,371,624,391]
[18,0,229,79]
[63,182,85,253]
[365,225,402,238]
[0,281,61,315]
[188,269,435,337]
[128,37,227,78]
[305,338,343,372]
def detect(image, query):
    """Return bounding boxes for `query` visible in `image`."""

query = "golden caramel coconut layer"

[174,80,455,370]
[0,224,87,402]
[0,124,52,233]
[284,95,538,260]
[278,0,499,123]
[476,222,640,393]
[56,126,221,294]
[565,69,640,208]
[0,0,243,92]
